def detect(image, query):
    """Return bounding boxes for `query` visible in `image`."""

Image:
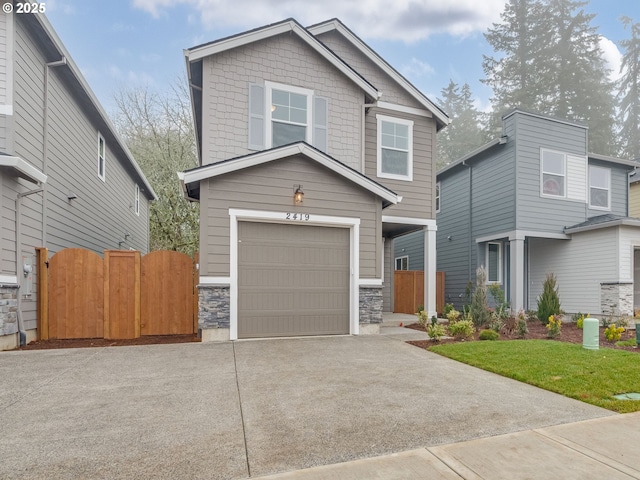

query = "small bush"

[487,315,504,333]
[537,273,561,323]
[470,266,491,327]
[427,323,447,341]
[546,315,562,338]
[416,304,424,314]
[416,310,429,329]
[616,338,638,347]
[479,329,499,341]
[516,319,529,338]
[448,319,475,340]
[443,303,455,317]
[446,308,461,323]
[604,324,625,342]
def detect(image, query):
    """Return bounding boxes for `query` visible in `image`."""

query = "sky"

[44,0,640,118]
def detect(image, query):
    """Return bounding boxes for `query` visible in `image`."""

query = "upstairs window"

[98,133,106,181]
[541,149,565,197]
[435,182,441,213]
[589,165,610,210]
[265,82,312,148]
[486,242,502,284]
[134,184,140,216]
[395,256,409,270]
[377,115,413,181]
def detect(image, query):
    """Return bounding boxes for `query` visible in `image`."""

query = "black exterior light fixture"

[294,185,304,204]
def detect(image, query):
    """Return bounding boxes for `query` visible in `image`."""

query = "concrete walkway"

[0,329,624,479]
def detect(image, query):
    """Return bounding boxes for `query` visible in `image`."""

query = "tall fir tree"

[482,0,617,155]
[618,16,640,160]
[437,80,487,168]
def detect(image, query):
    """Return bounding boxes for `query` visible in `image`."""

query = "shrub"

[470,266,491,327]
[487,315,504,333]
[604,324,625,342]
[546,314,562,338]
[443,303,455,317]
[416,310,429,329]
[516,319,529,338]
[446,308,461,323]
[448,319,475,340]
[537,273,561,323]
[488,283,509,319]
[427,323,447,341]
[416,304,424,314]
[479,329,499,341]
[575,313,590,329]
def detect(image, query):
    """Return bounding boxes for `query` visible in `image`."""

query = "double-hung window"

[541,149,565,197]
[486,242,502,284]
[589,165,610,210]
[377,114,413,181]
[134,184,140,216]
[98,133,106,181]
[265,82,313,148]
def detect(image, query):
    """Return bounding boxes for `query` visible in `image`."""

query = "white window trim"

[134,184,140,216]
[435,182,441,213]
[228,208,360,340]
[589,165,611,211]
[264,81,313,149]
[486,242,502,284]
[98,133,106,182]
[376,114,413,182]
[395,255,409,270]
[540,148,566,199]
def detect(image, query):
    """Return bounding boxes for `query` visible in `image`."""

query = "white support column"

[424,224,438,318]
[509,235,525,313]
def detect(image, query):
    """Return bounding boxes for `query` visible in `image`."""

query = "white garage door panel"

[238,221,350,338]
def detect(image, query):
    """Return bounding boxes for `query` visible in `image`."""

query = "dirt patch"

[406,319,639,352]
[19,334,200,350]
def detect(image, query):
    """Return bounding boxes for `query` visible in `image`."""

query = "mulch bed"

[18,334,200,350]
[406,319,640,353]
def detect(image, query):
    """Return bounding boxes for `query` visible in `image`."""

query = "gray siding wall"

[512,112,590,232]
[393,230,424,271]
[200,155,380,278]
[364,106,437,218]
[202,34,363,169]
[0,12,10,152]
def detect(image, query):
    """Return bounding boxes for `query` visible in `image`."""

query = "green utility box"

[583,318,599,350]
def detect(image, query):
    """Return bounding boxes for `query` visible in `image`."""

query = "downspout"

[42,57,67,246]
[15,186,44,346]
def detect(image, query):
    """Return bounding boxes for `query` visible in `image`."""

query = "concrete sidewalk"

[257,413,640,479]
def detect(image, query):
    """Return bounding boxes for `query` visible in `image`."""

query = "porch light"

[294,185,304,204]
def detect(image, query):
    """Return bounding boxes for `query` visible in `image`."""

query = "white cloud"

[400,58,435,81]
[131,0,505,42]
[599,35,624,82]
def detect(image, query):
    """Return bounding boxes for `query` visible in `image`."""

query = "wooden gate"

[394,270,445,315]
[37,248,197,340]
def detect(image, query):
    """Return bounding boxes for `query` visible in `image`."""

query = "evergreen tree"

[437,80,487,168]
[618,16,640,160]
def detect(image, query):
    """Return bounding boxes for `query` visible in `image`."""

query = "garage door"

[238,221,350,338]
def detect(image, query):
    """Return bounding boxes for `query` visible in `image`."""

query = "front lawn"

[429,340,640,413]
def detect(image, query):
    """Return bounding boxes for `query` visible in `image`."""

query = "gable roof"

[24,14,156,200]
[178,142,400,208]
[307,18,450,130]
[565,214,640,234]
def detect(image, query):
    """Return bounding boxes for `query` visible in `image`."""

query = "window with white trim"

[98,133,106,181]
[435,182,441,213]
[134,184,140,216]
[541,149,566,197]
[486,242,502,284]
[589,165,610,210]
[395,256,409,270]
[265,81,313,148]
[377,114,413,181]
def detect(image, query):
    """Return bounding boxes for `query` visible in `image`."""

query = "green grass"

[428,340,640,413]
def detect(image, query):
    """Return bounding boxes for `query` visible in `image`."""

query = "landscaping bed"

[18,334,200,350]
[406,319,639,353]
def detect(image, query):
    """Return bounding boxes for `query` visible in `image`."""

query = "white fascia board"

[0,156,47,184]
[182,144,399,206]
[377,101,432,118]
[308,21,449,127]
[475,230,570,243]
[186,21,379,100]
[382,216,436,228]
[565,220,640,235]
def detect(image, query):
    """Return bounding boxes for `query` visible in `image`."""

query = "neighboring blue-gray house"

[396,109,639,317]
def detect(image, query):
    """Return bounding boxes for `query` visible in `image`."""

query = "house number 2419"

[285,213,310,221]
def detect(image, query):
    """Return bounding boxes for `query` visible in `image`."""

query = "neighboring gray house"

[180,18,449,341]
[0,12,156,349]
[423,109,638,317]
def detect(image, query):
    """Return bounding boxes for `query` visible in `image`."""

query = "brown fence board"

[394,270,445,315]
[104,251,140,340]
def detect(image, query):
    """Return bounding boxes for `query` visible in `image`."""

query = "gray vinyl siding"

[364,106,437,218]
[528,232,618,315]
[512,113,590,232]
[436,169,473,309]
[393,230,424,271]
[200,155,380,278]
[202,34,363,169]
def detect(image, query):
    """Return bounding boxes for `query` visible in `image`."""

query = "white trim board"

[199,276,231,285]
[228,208,361,340]
[475,230,571,243]
[0,275,18,284]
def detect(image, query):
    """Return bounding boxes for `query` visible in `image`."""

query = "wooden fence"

[394,270,445,315]
[36,248,197,340]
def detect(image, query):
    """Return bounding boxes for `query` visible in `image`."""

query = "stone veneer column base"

[359,285,383,334]
[600,282,633,317]
[0,285,19,341]
[198,284,230,342]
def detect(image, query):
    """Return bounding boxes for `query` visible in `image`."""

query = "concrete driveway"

[0,334,612,479]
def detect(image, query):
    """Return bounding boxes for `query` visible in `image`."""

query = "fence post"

[104,250,141,339]
[35,247,49,340]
